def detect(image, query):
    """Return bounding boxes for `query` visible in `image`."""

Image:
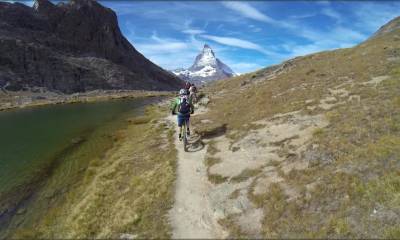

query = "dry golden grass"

[218,214,248,238]
[198,29,400,238]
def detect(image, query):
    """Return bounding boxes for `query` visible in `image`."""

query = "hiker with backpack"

[171,89,194,140]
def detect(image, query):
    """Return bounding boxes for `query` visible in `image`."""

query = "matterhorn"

[173,44,236,85]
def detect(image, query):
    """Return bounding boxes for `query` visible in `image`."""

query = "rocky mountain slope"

[173,44,235,85]
[0,0,182,93]
[188,16,400,238]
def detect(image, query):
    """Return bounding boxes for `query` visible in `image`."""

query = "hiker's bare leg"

[178,126,182,138]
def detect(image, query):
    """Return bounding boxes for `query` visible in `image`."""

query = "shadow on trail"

[183,123,228,153]
[186,134,205,152]
[198,124,227,139]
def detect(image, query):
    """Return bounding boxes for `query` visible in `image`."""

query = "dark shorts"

[177,114,190,127]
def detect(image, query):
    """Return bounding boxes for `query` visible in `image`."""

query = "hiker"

[184,81,191,91]
[188,84,198,104]
[171,89,194,140]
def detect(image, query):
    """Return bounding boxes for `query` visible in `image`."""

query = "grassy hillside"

[193,18,400,238]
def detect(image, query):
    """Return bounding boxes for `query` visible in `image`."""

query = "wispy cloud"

[222,2,296,29]
[229,62,263,74]
[248,24,262,33]
[353,2,400,33]
[133,33,195,70]
[315,1,331,6]
[280,25,368,59]
[283,43,326,59]
[222,1,294,29]
[289,13,317,20]
[200,35,261,51]
[222,2,275,23]
[299,24,366,43]
[182,29,205,35]
[199,34,280,58]
[321,8,342,23]
[331,27,367,42]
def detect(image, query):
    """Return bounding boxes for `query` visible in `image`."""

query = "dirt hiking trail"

[167,109,226,239]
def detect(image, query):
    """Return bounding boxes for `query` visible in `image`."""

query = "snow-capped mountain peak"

[190,44,217,70]
[173,44,236,85]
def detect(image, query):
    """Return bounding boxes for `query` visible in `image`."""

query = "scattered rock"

[303,149,334,167]
[120,233,138,240]
[70,137,84,144]
[198,97,210,106]
[319,96,342,110]
[348,95,361,102]
[329,88,349,98]
[16,208,27,215]
[305,99,314,104]
[200,119,213,124]
[362,75,390,87]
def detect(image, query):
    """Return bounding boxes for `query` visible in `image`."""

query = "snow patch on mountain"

[172,44,236,85]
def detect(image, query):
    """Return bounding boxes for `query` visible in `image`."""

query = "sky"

[12,0,400,74]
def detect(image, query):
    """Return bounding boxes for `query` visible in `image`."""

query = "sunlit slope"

[194,17,400,238]
[203,20,399,128]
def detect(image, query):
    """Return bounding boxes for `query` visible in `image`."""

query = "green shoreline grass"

[5,100,177,239]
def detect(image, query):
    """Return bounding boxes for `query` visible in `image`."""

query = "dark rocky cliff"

[0,0,182,93]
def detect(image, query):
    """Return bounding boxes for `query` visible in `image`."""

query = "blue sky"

[14,0,400,73]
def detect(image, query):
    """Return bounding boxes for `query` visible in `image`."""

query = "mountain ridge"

[371,16,400,39]
[0,0,182,93]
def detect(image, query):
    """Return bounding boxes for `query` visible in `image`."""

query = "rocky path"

[167,112,225,239]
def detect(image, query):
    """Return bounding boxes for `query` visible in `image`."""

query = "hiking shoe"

[187,129,190,137]
[179,133,182,141]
